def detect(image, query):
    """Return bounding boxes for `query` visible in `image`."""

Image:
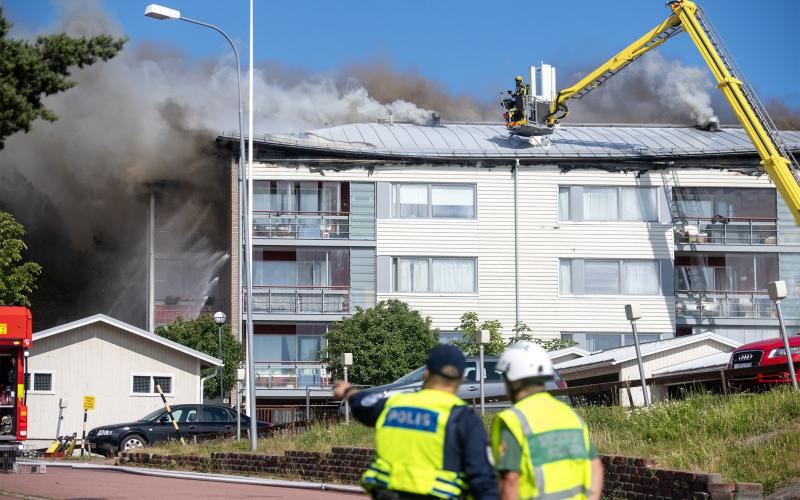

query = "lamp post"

[768,281,799,391]
[213,312,227,403]
[478,330,490,416]
[236,367,245,440]
[625,304,650,407]
[145,4,258,450]
[342,353,353,424]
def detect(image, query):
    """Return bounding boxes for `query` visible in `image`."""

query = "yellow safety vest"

[492,392,593,500]
[361,389,469,499]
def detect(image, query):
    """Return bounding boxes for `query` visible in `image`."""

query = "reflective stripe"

[537,485,588,500]
[434,477,463,488]
[368,466,389,476]
[431,488,457,498]
[364,477,388,489]
[511,407,545,496]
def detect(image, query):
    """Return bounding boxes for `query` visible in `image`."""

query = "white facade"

[26,315,221,447]
[249,161,776,340]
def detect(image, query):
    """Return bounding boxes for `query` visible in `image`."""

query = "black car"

[87,404,271,455]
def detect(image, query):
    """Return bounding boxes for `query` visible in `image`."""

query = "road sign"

[83,396,95,410]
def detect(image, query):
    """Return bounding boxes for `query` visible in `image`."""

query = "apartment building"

[218,122,800,408]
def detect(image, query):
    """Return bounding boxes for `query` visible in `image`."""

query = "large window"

[393,257,477,293]
[253,324,328,362]
[560,259,661,295]
[672,187,776,219]
[559,186,658,222]
[561,332,662,352]
[675,253,777,292]
[254,181,346,213]
[253,248,350,287]
[131,375,173,395]
[393,184,476,219]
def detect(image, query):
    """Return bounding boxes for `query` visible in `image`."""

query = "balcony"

[254,211,351,240]
[676,290,775,319]
[254,362,330,389]
[674,217,778,246]
[250,286,349,315]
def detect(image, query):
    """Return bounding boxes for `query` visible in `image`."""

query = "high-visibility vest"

[517,83,528,96]
[492,392,593,500]
[361,389,469,499]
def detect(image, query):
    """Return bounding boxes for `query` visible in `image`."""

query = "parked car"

[359,356,567,403]
[87,404,272,455]
[728,335,800,387]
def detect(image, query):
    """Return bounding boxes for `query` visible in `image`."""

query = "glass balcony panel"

[254,211,351,239]
[249,286,349,315]
[674,218,777,245]
[676,291,775,319]
[253,363,330,389]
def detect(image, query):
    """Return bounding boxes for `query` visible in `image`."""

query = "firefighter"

[492,342,603,500]
[512,76,528,121]
[334,344,498,500]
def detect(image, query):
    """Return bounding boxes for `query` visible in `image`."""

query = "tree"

[0,6,126,148]
[322,300,439,386]
[450,312,506,356]
[0,211,42,307]
[505,321,578,351]
[156,314,244,399]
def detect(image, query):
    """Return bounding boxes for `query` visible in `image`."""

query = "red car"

[728,335,800,386]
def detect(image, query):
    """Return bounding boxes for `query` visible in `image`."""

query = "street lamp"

[145,4,258,450]
[213,312,227,403]
[768,281,799,391]
[478,330,490,416]
[624,304,650,407]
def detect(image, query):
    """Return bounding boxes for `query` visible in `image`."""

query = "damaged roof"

[225,122,800,162]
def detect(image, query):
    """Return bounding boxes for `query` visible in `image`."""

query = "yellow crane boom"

[545,0,800,224]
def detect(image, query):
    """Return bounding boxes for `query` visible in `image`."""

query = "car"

[86,404,272,455]
[728,335,800,387]
[359,356,567,404]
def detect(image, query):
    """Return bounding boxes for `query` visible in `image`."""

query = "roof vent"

[697,117,720,132]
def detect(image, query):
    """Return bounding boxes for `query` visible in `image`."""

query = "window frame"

[24,371,54,394]
[130,373,175,397]
[560,332,664,352]
[391,256,479,294]
[559,258,662,297]
[557,185,661,223]
[392,183,477,220]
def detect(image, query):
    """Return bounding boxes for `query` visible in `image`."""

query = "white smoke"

[565,52,718,126]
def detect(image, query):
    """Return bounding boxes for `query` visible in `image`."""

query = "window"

[393,257,477,293]
[393,184,476,219]
[559,186,659,222]
[560,259,661,296]
[252,324,328,362]
[202,407,234,423]
[439,331,464,345]
[561,332,662,352]
[24,372,53,392]
[132,375,173,395]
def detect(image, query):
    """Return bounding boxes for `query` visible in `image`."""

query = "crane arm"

[546,0,800,224]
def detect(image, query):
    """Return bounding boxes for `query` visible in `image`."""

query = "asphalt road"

[0,467,362,499]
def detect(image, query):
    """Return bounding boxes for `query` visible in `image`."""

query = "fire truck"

[0,307,32,470]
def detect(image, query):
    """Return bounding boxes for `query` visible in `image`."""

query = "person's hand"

[333,380,353,400]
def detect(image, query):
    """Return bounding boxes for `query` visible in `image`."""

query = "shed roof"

[553,333,740,373]
[242,123,800,161]
[547,346,591,360]
[651,351,733,377]
[34,314,222,367]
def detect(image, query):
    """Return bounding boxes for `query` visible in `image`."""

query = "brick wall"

[119,448,763,499]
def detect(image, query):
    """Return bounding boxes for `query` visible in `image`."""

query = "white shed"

[26,314,221,448]
[553,333,740,406]
[548,346,590,365]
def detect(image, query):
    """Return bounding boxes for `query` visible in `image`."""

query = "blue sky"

[5,0,799,107]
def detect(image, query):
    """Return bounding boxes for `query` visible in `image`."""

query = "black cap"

[426,344,466,379]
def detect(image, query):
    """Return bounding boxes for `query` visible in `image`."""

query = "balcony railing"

[155,299,226,326]
[250,285,349,315]
[674,217,778,246]
[676,290,775,319]
[254,362,330,389]
[253,211,350,239]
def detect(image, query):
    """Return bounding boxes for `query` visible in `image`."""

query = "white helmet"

[496,342,554,382]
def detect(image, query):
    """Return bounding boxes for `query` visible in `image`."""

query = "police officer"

[492,342,603,500]
[512,76,528,121]
[334,344,498,500]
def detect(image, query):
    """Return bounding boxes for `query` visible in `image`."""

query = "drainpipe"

[513,159,520,326]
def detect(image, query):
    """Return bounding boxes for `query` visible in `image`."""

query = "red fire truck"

[0,307,31,470]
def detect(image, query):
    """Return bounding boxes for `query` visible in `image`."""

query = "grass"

[144,388,800,494]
